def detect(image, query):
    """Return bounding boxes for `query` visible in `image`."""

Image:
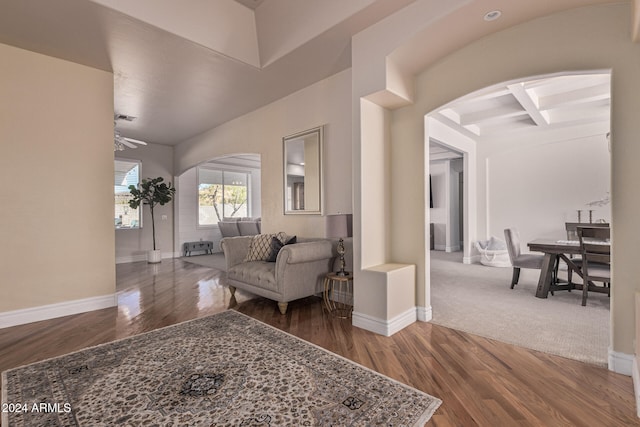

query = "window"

[115,159,141,229]
[198,167,250,226]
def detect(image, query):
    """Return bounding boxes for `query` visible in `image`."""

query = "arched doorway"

[174,154,261,256]
[426,71,611,365]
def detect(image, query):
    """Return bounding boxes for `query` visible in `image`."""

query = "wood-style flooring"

[0,259,638,426]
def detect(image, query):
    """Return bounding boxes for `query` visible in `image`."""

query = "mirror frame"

[283,126,323,215]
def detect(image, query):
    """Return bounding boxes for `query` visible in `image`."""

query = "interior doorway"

[427,71,611,262]
[426,71,612,364]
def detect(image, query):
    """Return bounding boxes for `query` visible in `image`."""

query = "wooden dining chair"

[564,222,609,284]
[504,228,545,289]
[577,226,611,306]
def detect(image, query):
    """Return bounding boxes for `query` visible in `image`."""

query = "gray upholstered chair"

[504,228,545,289]
[564,222,609,284]
[577,226,611,306]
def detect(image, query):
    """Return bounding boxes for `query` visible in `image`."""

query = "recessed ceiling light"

[484,10,502,22]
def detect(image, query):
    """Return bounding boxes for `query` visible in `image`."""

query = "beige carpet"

[2,310,441,426]
[430,251,609,366]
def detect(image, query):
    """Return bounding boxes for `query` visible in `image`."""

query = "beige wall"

[0,43,115,312]
[390,3,640,355]
[115,142,175,263]
[174,68,352,238]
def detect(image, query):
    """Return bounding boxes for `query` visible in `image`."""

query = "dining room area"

[429,177,612,366]
[524,221,611,305]
[429,137,612,366]
[427,72,613,368]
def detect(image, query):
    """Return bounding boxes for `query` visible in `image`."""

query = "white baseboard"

[608,348,633,376]
[352,307,417,337]
[632,356,640,418]
[116,252,177,264]
[463,254,480,264]
[116,254,147,264]
[416,305,433,322]
[0,294,117,329]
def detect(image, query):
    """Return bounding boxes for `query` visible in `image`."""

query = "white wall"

[430,123,611,258]
[174,68,352,238]
[429,158,462,252]
[115,142,175,263]
[449,158,462,250]
[483,133,610,249]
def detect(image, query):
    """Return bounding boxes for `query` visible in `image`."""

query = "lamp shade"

[325,214,353,238]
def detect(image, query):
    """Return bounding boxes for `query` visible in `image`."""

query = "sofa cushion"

[266,235,297,262]
[228,261,277,291]
[245,232,287,262]
[219,221,240,237]
[238,220,260,236]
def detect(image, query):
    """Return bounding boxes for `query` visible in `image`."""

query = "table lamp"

[325,214,352,276]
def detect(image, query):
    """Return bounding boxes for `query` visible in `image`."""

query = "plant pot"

[147,250,162,264]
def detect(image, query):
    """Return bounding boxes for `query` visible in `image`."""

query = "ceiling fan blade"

[120,139,139,149]
[123,137,148,145]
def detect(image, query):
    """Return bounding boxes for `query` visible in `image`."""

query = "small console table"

[323,272,353,319]
[183,241,214,256]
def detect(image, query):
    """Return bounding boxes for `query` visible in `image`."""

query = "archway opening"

[175,154,262,256]
[426,71,611,365]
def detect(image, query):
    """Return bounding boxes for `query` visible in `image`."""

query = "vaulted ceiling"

[0,0,626,148]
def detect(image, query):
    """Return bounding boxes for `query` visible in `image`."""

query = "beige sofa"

[218,217,261,237]
[221,235,348,314]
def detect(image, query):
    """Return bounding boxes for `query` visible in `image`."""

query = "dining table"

[527,239,584,298]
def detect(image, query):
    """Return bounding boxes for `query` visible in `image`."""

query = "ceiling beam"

[538,83,610,110]
[546,102,611,124]
[507,83,549,127]
[459,105,527,126]
[431,113,481,138]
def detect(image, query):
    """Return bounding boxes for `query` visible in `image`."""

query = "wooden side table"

[323,272,353,318]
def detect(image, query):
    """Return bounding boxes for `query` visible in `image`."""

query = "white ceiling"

[0,0,622,148]
[430,72,611,160]
[436,73,610,139]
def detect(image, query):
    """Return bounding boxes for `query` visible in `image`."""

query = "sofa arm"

[220,236,252,269]
[277,240,334,265]
[275,240,335,296]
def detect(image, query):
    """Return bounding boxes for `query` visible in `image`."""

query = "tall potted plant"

[128,177,176,263]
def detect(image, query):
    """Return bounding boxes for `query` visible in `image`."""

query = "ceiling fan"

[114,114,148,151]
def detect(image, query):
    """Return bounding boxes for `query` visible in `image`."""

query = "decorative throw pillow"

[244,232,287,262]
[266,235,297,262]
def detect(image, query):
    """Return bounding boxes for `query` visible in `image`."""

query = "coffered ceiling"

[429,72,611,160]
[433,72,611,140]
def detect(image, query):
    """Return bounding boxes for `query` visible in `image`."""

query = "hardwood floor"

[1,259,638,426]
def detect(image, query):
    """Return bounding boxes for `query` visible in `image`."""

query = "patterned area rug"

[2,310,441,426]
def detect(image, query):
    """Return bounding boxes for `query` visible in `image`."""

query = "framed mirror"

[283,126,323,214]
